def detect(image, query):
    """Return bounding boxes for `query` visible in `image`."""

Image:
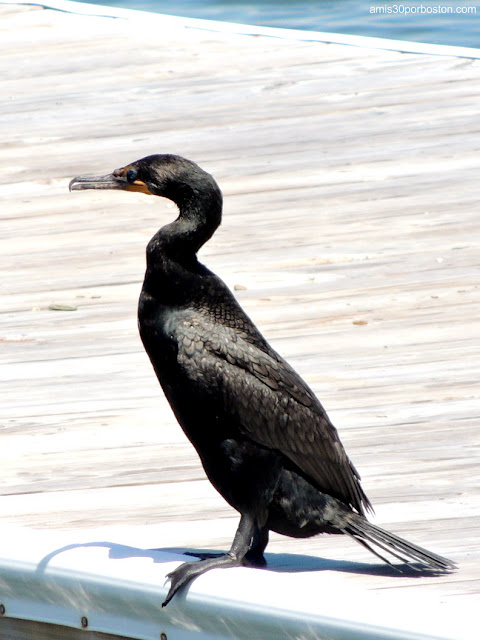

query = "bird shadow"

[36,541,438,579]
[35,541,183,575]
[165,548,437,578]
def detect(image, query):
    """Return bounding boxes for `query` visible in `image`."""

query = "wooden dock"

[1,0,479,626]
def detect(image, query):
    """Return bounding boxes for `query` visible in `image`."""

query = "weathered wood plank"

[0,3,479,605]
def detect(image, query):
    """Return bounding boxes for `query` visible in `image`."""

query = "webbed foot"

[162,513,259,606]
[162,553,241,607]
[244,548,267,567]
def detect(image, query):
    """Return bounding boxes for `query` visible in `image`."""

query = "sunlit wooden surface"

[1,2,479,607]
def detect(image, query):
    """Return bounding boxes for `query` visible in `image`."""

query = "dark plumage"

[69,154,455,606]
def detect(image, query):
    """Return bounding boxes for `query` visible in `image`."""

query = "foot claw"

[161,552,244,606]
[162,563,195,607]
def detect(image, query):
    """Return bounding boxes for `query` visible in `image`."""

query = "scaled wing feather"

[173,313,372,515]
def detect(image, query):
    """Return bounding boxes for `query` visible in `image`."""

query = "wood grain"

[0,3,479,603]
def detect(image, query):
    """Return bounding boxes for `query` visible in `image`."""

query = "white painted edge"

[0,525,473,640]
[2,0,480,59]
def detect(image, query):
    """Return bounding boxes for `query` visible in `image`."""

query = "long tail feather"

[342,513,456,572]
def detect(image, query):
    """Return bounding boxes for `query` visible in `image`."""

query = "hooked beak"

[69,173,127,192]
[69,171,152,195]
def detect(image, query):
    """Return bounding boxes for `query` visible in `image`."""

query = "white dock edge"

[0,526,472,640]
[2,0,480,59]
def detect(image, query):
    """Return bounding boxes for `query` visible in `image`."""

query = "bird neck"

[142,185,222,308]
[155,185,222,259]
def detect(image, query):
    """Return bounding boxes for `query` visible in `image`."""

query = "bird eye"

[126,169,137,183]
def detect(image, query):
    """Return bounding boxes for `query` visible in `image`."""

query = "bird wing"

[172,313,372,515]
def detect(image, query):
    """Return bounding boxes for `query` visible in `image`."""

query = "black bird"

[69,154,455,606]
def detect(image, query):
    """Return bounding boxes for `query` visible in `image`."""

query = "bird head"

[69,154,221,205]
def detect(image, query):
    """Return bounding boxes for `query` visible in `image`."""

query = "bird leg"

[244,526,269,567]
[162,513,256,606]
[183,525,269,565]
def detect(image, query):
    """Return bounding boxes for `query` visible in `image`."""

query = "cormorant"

[69,154,455,606]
